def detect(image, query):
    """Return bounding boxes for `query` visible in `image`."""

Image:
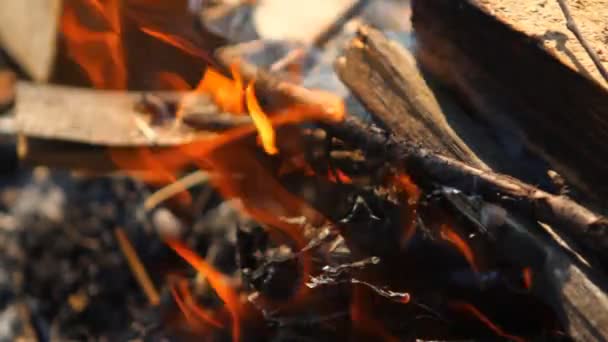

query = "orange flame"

[197,65,245,114]
[156,71,191,91]
[61,0,127,89]
[350,286,400,342]
[450,301,525,342]
[327,168,352,184]
[440,224,478,273]
[170,278,224,329]
[166,240,241,342]
[394,174,421,247]
[139,27,213,64]
[245,82,278,155]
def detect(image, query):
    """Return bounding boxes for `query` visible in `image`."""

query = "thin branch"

[114,228,161,306]
[556,0,608,84]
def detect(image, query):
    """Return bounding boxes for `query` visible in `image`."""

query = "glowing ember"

[450,301,525,342]
[327,168,352,184]
[61,0,127,89]
[440,224,478,273]
[522,267,533,289]
[245,82,278,155]
[166,239,241,341]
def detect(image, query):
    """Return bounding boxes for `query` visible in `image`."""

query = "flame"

[440,224,478,273]
[350,286,400,342]
[245,82,278,155]
[61,0,127,89]
[394,174,421,247]
[166,240,241,342]
[156,71,191,90]
[198,65,245,114]
[139,27,213,64]
[450,301,525,342]
[327,168,352,184]
[170,278,224,329]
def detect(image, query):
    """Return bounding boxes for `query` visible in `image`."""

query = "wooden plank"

[0,0,62,82]
[476,0,608,88]
[15,82,217,146]
[411,0,608,209]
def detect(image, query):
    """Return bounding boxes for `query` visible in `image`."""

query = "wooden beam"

[411,0,608,209]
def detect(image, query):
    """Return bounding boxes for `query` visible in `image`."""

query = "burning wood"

[1,1,608,341]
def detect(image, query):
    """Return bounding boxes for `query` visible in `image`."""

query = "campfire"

[0,0,607,340]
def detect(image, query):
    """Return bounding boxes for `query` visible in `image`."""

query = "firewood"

[217,44,608,268]
[334,26,490,169]
[411,0,608,209]
[442,190,608,342]
[0,0,62,82]
[219,42,608,341]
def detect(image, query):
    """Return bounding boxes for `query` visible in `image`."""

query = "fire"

[166,239,241,341]
[350,286,400,342]
[156,71,191,91]
[139,27,213,64]
[245,82,278,155]
[197,65,245,114]
[170,278,224,329]
[61,0,127,89]
[450,301,525,342]
[394,174,421,247]
[327,168,352,184]
[440,224,478,273]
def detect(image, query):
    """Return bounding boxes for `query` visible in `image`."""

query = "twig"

[144,170,210,210]
[556,0,608,84]
[114,228,161,306]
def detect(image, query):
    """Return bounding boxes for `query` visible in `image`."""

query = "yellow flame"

[245,82,278,155]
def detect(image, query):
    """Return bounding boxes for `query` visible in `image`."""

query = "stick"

[556,0,608,84]
[114,227,161,306]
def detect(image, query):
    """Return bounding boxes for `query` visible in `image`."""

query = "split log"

[0,0,62,82]
[411,0,608,209]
